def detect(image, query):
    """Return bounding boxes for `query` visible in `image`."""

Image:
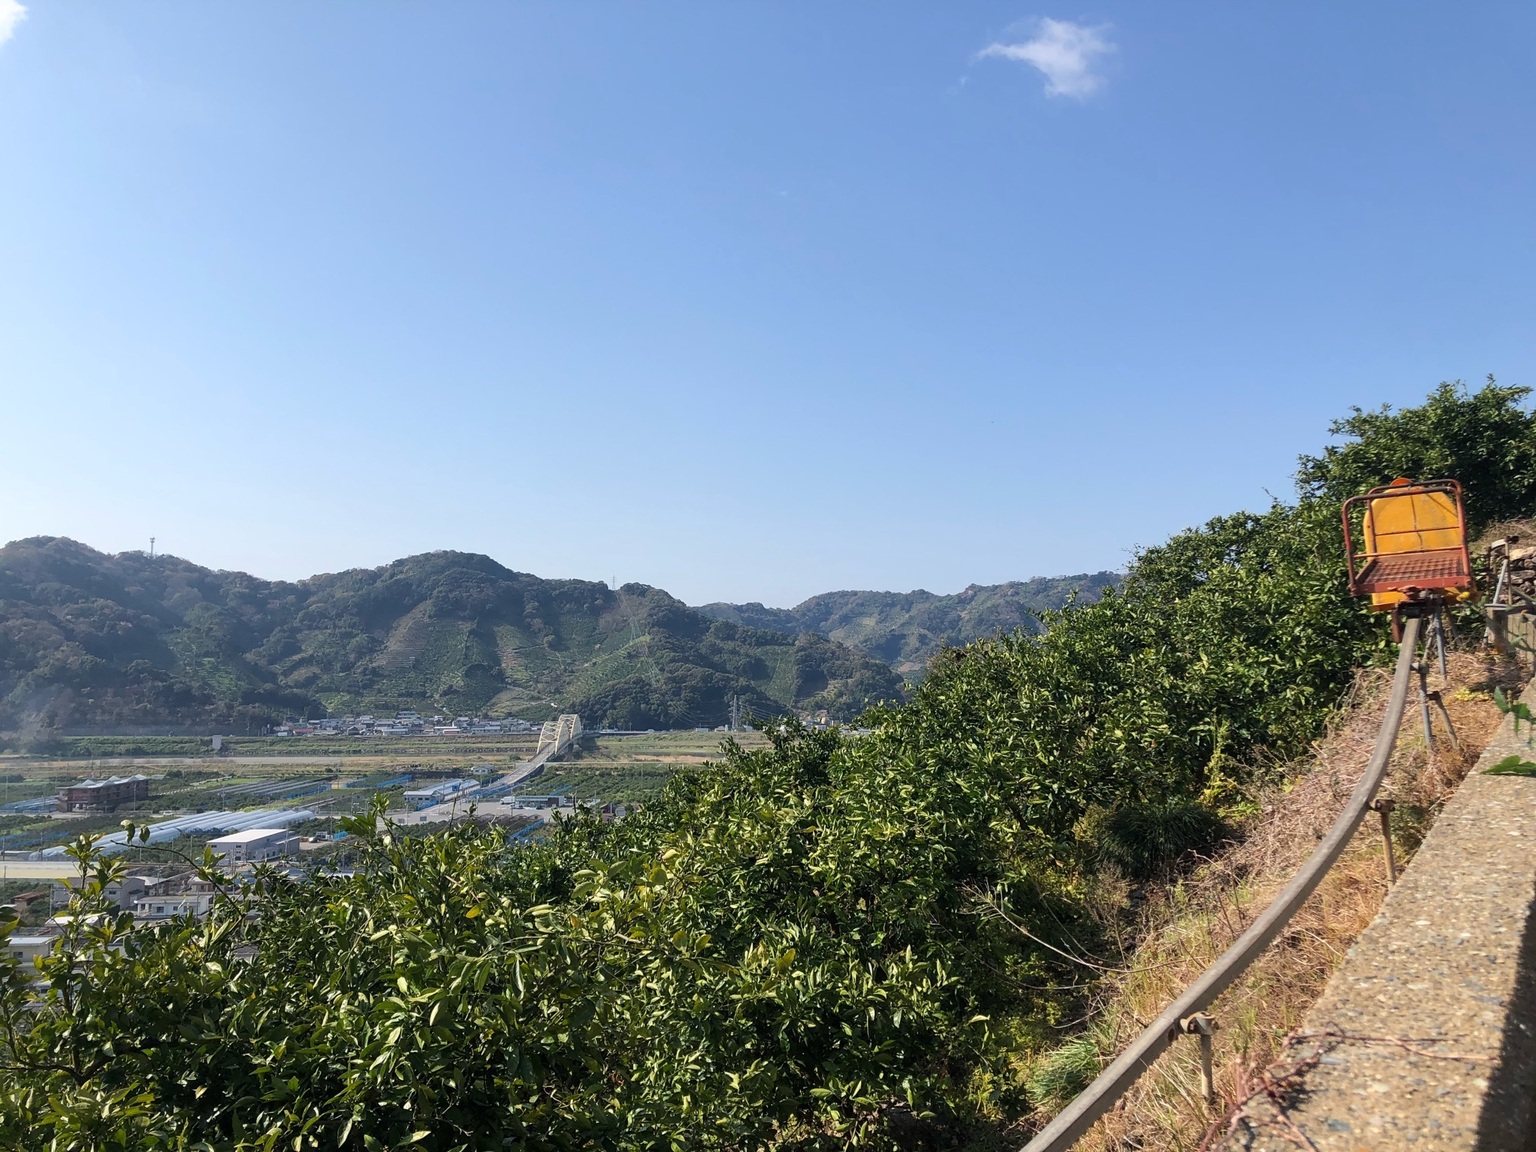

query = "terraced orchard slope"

[0,540,903,734]
[695,573,1121,676]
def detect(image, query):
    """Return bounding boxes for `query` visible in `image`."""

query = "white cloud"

[0,0,27,48]
[977,18,1114,99]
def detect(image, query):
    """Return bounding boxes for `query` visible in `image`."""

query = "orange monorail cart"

[1342,477,1475,611]
[1341,477,1477,748]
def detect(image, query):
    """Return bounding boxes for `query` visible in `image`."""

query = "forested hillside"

[7,381,1536,1151]
[0,546,903,735]
[696,573,1121,675]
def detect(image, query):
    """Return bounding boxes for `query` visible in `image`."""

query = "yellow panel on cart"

[1364,487,1463,555]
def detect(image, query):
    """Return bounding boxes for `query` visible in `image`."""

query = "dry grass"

[1473,517,1536,554]
[1042,646,1522,1152]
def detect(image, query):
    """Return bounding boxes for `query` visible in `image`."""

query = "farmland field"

[535,731,767,803]
[0,730,765,855]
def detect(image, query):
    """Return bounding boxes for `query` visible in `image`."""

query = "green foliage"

[863,497,1382,869]
[0,739,1066,1150]
[1297,378,1536,533]
[1484,754,1536,777]
[1084,801,1229,881]
[1024,1037,1103,1111]
[696,573,1122,675]
[1492,685,1535,734]
[51,735,217,758]
[538,760,677,803]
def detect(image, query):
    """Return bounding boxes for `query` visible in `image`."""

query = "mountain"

[695,573,1122,676]
[0,538,904,735]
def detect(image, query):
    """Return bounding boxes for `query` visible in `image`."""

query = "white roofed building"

[206,828,300,865]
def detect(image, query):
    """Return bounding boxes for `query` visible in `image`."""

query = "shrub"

[1026,1037,1103,1110]
[1085,801,1230,881]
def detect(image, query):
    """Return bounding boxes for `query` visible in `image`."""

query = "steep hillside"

[0,538,903,734]
[0,538,313,736]
[696,572,1121,675]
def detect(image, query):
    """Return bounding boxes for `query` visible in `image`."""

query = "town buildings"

[134,891,216,920]
[6,934,55,966]
[53,874,150,912]
[271,713,539,738]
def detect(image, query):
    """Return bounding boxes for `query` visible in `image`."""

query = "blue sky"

[1,3,1532,606]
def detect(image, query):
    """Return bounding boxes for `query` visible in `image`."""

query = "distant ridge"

[0,537,902,736]
[695,573,1122,676]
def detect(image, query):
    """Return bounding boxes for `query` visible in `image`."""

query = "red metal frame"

[1341,478,1474,600]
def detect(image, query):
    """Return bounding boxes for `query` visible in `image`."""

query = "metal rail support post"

[1370,797,1397,884]
[1179,1013,1216,1106]
[1413,636,1460,754]
[1486,542,1513,653]
[1415,659,1435,748]
[1429,687,1460,751]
